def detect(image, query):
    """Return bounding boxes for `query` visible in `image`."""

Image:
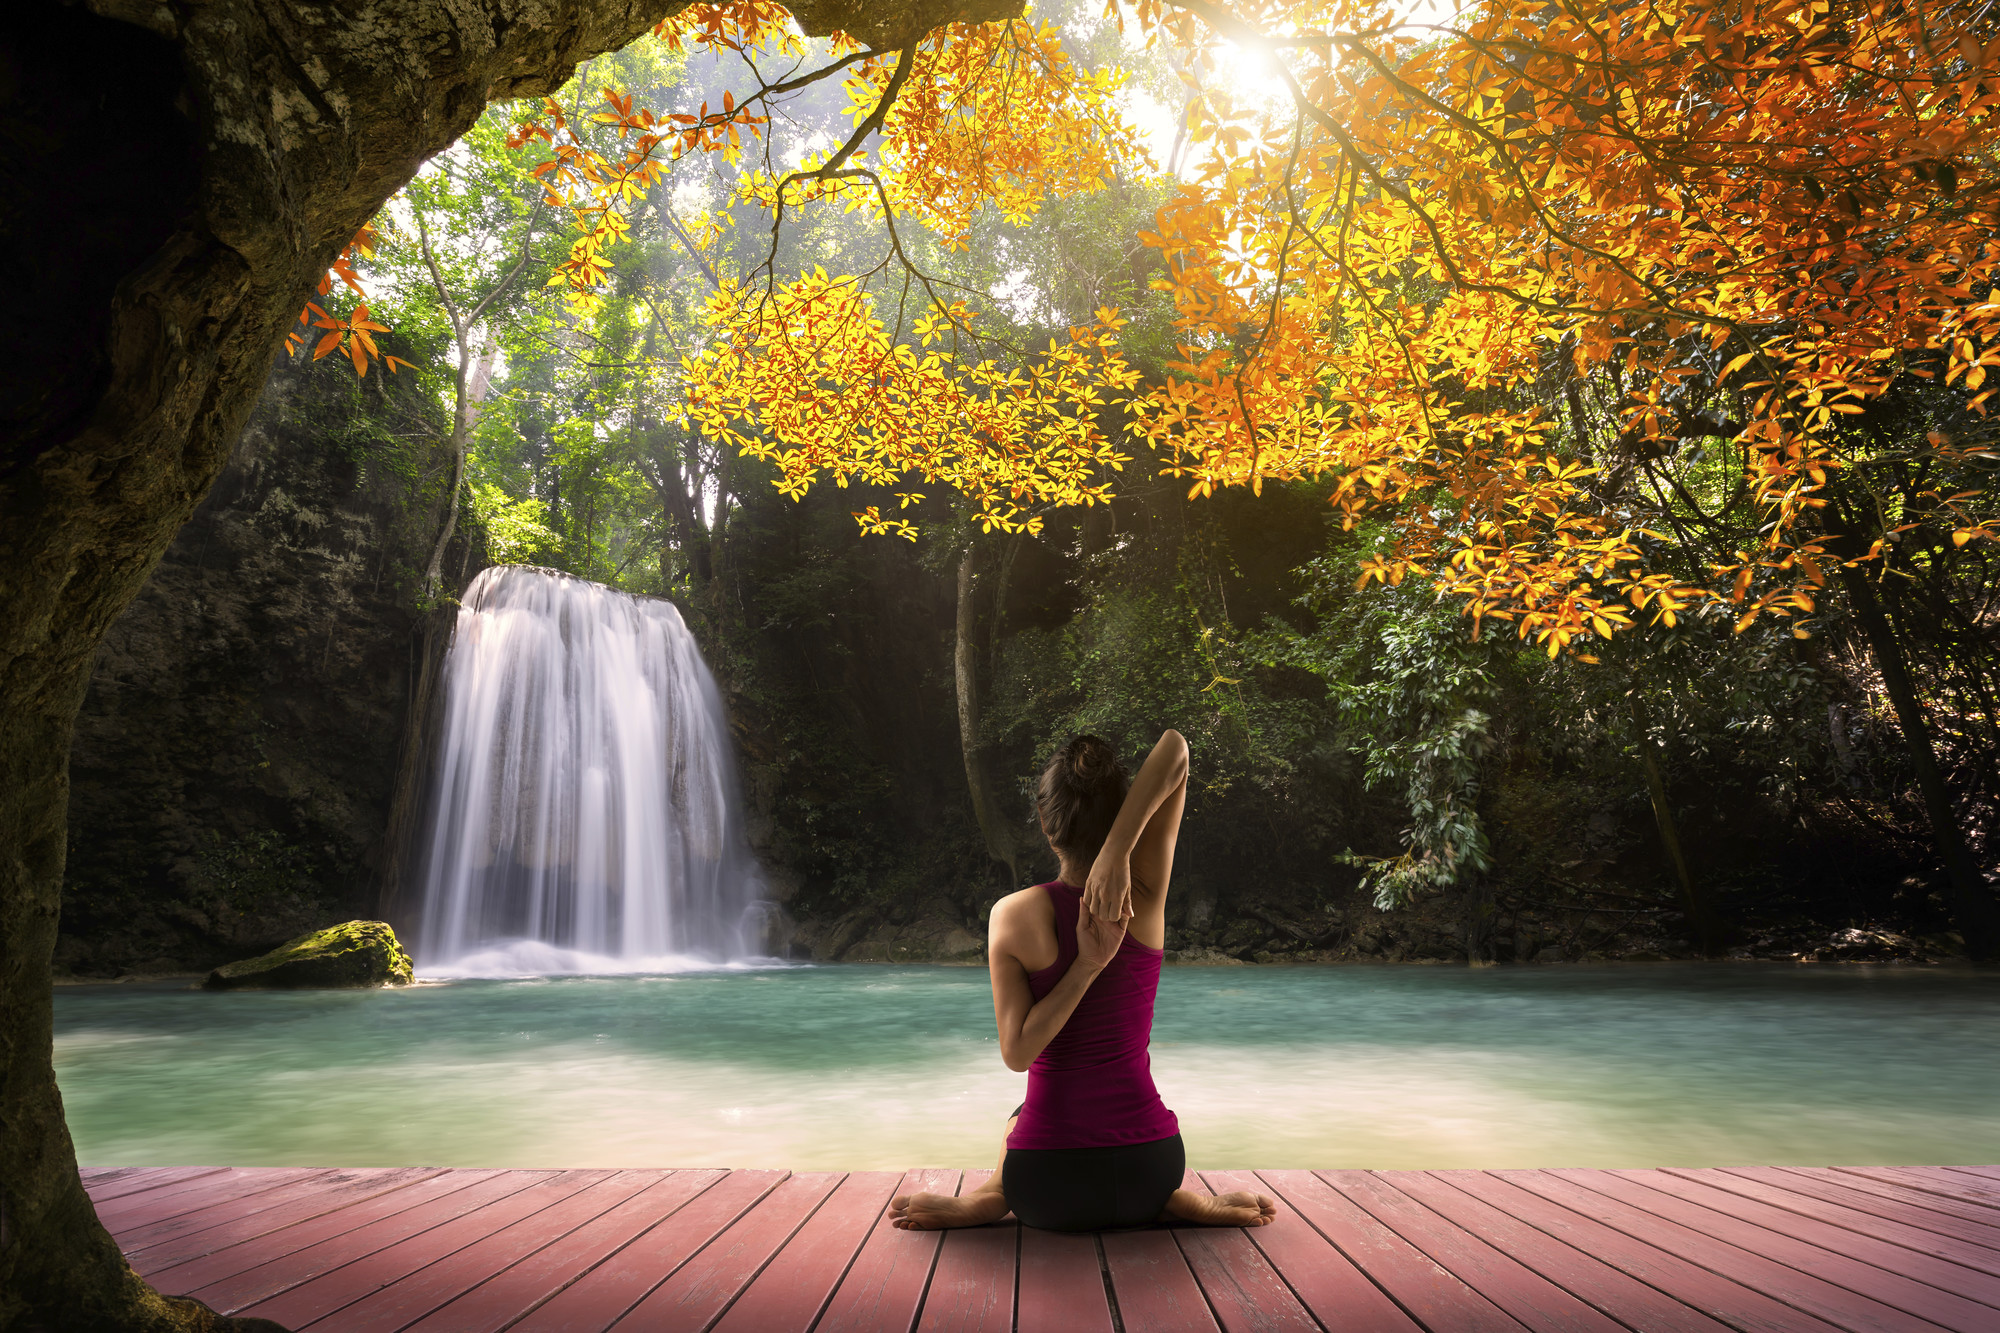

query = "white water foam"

[419,938,796,980]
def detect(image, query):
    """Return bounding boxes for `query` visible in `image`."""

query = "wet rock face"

[59,354,479,978]
[203,920,415,989]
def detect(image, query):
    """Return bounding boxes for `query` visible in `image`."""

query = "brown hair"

[1036,735,1129,865]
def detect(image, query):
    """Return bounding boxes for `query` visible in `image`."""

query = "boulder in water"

[203,921,415,990]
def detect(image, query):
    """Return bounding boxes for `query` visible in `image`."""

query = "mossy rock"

[203,920,414,989]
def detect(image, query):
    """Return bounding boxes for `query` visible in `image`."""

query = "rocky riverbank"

[781,900,1967,966]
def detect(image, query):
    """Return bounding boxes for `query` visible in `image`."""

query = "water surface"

[55,962,2000,1169]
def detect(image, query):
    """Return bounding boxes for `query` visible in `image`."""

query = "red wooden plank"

[1166,1153,1305,1333]
[1443,1171,1845,1333]
[124,1170,446,1272]
[1103,1230,1219,1333]
[173,1170,539,1314]
[1323,1170,1627,1333]
[710,1171,903,1333]
[1563,1170,2000,1331]
[96,1168,327,1232]
[1736,1170,2000,1253]
[88,1166,231,1204]
[120,1169,449,1269]
[111,1169,337,1252]
[511,1169,787,1332]
[1794,1169,2000,1235]
[1837,1169,2000,1216]
[244,1169,614,1328]
[1387,1171,1730,1333]
[291,1172,658,1332]
[403,1171,721,1333]
[1509,1169,1946,1333]
[1175,1225,1317,1333]
[1258,1169,1523,1333]
[1941,1167,2000,1183]
[815,1168,959,1333]
[145,1168,510,1289]
[1892,1169,2000,1210]
[1201,1170,1417,1333]
[613,1172,843,1331]
[82,1166,176,1196]
[1667,1169,2000,1280]
[1016,1229,1114,1333]
[915,1223,1016,1333]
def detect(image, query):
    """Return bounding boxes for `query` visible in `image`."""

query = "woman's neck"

[1056,857,1090,887]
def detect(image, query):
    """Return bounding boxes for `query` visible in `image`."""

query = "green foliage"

[467,481,559,565]
[986,503,1337,836]
[1253,565,1502,909]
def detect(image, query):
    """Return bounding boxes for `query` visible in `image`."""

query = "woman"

[890,730,1276,1232]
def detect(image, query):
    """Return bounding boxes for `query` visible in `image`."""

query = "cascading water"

[413,565,771,975]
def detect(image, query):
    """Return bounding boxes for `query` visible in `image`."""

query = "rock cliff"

[59,351,481,978]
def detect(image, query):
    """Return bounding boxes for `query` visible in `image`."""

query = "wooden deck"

[84,1163,2000,1331]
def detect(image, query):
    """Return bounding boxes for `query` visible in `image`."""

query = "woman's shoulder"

[988,884,1059,938]
[989,884,1062,972]
[991,883,1058,922]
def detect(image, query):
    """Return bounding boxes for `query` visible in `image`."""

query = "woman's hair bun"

[1064,735,1120,782]
[1038,735,1130,865]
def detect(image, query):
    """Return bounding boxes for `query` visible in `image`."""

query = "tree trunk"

[423,337,498,598]
[709,441,734,621]
[1628,692,1723,956]
[988,531,1022,686]
[1838,563,2000,958]
[1460,881,1496,966]
[955,549,1018,889]
[652,432,712,586]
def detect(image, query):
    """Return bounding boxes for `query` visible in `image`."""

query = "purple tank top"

[1005,881,1179,1150]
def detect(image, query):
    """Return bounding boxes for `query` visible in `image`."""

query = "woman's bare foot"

[890,1190,1012,1230]
[1163,1188,1277,1227]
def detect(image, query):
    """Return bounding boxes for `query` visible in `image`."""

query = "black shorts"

[1002,1132,1186,1232]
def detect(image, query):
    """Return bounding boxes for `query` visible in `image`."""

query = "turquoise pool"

[53,962,2000,1170]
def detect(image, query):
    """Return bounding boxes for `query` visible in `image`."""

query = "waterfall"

[413,565,769,975]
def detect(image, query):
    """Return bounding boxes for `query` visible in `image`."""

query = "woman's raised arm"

[1083,730,1188,924]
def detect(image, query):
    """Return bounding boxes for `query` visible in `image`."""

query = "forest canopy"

[306,0,1999,951]
[325,0,2000,639]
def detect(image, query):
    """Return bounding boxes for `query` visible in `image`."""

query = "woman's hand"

[1075,895,1129,972]
[1084,847,1131,922]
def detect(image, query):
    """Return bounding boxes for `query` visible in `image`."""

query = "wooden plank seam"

[489,1168,744,1330]
[697,1170,855,1333]
[897,1173,952,1333]
[1255,1170,1440,1332]
[1179,1222,1337,1333]
[1094,1234,1127,1333]
[801,1177,905,1333]
[603,1169,791,1329]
